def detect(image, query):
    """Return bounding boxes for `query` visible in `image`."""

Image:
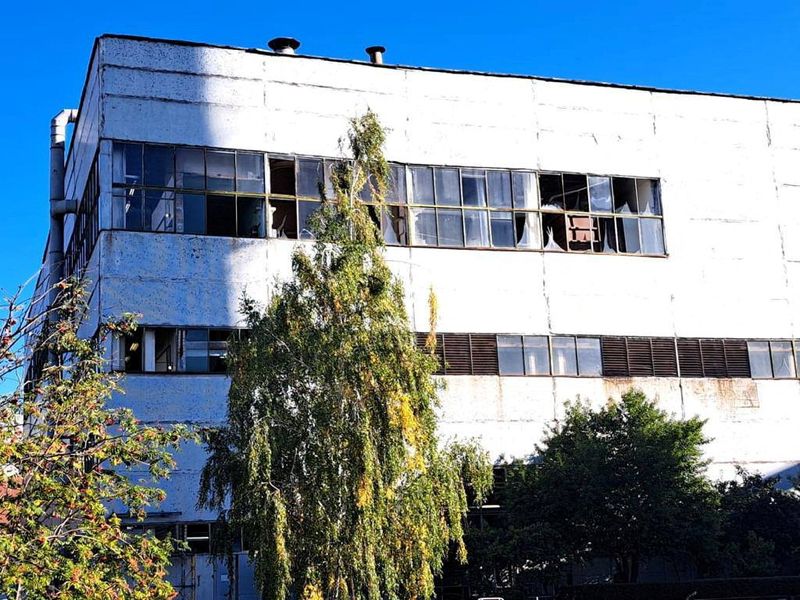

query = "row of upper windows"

[110,142,666,256]
[116,326,799,381]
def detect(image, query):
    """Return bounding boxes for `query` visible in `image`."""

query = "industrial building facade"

[29,34,800,597]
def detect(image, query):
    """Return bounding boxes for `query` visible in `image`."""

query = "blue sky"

[1,0,799,299]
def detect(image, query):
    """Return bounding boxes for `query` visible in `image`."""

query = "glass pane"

[411,167,434,204]
[176,147,205,190]
[748,341,772,378]
[237,152,265,193]
[490,212,514,248]
[461,169,487,207]
[617,217,641,253]
[515,212,541,249]
[512,172,538,209]
[552,336,578,376]
[563,174,589,211]
[613,177,637,214]
[176,193,205,235]
[114,188,142,231]
[184,329,209,373]
[770,342,795,378]
[542,213,567,251]
[144,190,175,232]
[269,158,295,196]
[640,218,665,254]
[434,168,461,206]
[464,210,490,247]
[206,151,235,192]
[588,176,613,212]
[577,338,602,376]
[387,164,407,204]
[206,194,237,237]
[297,159,323,198]
[359,173,375,203]
[522,336,549,375]
[237,197,266,238]
[539,174,564,211]
[636,179,661,215]
[487,171,512,208]
[209,330,230,373]
[382,206,407,245]
[270,199,297,239]
[298,201,320,239]
[144,145,175,188]
[437,209,464,246]
[566,214,595,252]
[113,142,142,186]
[154,328,176,373]
[498,335,524,375]
[411,208,437,245]
[594,217,617,253]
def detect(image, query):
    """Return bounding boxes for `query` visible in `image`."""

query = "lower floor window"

[117,327,244,374]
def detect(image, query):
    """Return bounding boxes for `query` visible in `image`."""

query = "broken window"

[206,194,237,237]
[209,330,230,373]
[206,151,235,192]
[382,206,407,245]
[588,176,613,212]
[542,213,567,251]
[176,147,205,190]
[515,212,540,248]
[298,201,320,239]
[112,188,143,231]
[123,328,143,373]
[563,174,589,211]
[270,199,298,239]
[144,145,175,188]
[434,168,461,206]
[613,177,637,214]
[154,328,177,372]
[184,329,210,373]
[237,152,265,193]
[617,217,641,253]
[538,174,565,211]
[269,157,295,196]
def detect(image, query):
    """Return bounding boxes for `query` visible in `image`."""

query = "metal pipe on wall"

[48,108,78,308]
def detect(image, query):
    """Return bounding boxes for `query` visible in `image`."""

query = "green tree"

[0,279,191,599]
[199,111,493,600]
[468,390,718,588]
[713,468,800,577]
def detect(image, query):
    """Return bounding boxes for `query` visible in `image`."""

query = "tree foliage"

[467,389,718,591]
[199,111,493,600]
[0,279,191,599]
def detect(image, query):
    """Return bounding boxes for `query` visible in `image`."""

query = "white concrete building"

[29,33,800,598]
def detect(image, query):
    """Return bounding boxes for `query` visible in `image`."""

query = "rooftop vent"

[268,37,300,54]
[365,45,385,64]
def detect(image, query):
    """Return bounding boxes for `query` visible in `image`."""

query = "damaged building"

[27,33,800,598]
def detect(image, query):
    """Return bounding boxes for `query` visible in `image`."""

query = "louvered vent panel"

[677,339,704,377]
[627,338,655,376]
[651,338,679,377]
[601,337,629,376]
[700,339,727,377]
[443,333,472,375]
[470,334,499,375]
[723,340,751,378]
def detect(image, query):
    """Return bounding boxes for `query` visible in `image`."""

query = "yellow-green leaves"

[199,112,492,600]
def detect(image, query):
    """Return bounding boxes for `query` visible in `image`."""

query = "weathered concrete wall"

[55,35,800,520]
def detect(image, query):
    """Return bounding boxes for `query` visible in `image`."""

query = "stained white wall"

[56,35,800,517]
